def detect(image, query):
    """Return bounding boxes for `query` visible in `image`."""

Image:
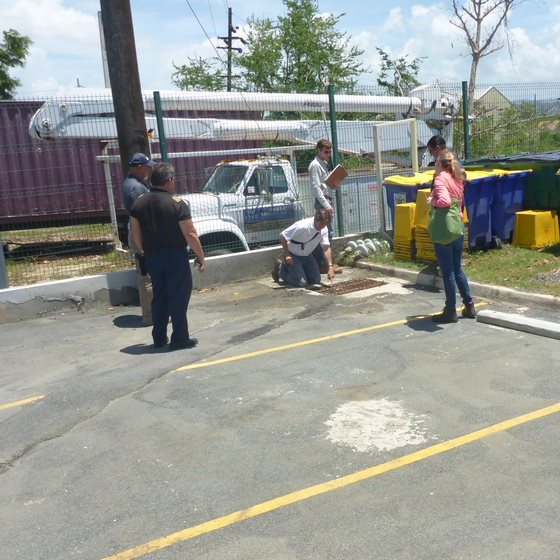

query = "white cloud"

[491,25,560,81]
[381,8,404,34]
[3,0,560,96]
[3,0,98,51]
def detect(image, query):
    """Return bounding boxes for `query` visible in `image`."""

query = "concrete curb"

[0,269,138,323]
[477,309,560,340]
[2,236,559,323]
[355,261,560,308]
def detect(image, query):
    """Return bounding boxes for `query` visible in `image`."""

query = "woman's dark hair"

[427,135,446,150]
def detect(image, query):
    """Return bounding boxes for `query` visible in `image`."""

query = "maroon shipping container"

[0,99,263,232]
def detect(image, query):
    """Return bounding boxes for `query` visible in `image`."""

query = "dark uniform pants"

[146,247,192,346]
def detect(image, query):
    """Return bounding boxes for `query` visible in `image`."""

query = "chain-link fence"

[1,82,559,287]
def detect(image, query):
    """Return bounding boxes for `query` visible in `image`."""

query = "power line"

[183,0,224,62]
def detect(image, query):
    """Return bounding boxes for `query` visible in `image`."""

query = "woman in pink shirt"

[430,149,476,323]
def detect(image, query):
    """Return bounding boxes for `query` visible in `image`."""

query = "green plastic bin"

[465,152,560,211]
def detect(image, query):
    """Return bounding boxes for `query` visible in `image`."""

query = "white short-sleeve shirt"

[282,217,329,256]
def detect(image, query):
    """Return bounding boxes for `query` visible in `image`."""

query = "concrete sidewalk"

[2,235,560,323]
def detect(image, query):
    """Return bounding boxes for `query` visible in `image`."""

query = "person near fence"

[130,162,206,350]
[308,139,343,274]
[429,149,476,323]
[123,152,155,326]
[275,209,336,288]
[427,135,448,165]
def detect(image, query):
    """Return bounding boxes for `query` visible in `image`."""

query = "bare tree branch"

[450,0,527,116]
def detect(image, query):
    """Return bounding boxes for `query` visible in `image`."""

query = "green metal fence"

[1,81,559,287]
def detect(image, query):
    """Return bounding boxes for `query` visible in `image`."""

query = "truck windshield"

[202,165,248,194]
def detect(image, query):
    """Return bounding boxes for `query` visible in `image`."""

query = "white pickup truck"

[186,156,303,254]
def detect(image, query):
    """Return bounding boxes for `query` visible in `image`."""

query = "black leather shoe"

[153,336,169,348]
[169,338,198,350]
[462,302,477,318]
[432,308,458,324]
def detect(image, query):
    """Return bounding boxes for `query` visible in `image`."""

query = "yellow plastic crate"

[394,203,416,240]
[414,189,431,229]
[513,210,560,249]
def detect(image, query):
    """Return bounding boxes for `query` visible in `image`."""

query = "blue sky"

[2,0,559,97]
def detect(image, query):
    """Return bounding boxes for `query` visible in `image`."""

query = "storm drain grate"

[318,278,386,295]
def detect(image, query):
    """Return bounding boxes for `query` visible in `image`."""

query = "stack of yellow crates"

[394,203,416,260]
[413,188,470,261]
[414,189,436,262]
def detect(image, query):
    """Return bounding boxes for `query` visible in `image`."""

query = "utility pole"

[217,8,246,92]
[99,0,150,177]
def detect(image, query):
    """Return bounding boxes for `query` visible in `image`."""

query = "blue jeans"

[433,233,472,310]
[280,253,321,287]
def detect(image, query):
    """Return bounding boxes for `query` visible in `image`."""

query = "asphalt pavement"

[1,267,559,560]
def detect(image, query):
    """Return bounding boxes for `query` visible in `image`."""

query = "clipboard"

[324,164,348,189]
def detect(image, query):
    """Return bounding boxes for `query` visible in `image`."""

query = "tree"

[450,0,526,116]
[172,56,227,91]
[0,29,32,99]
[375,48,423,96]
[172,0,365,93]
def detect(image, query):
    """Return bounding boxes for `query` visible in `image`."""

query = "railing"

[2,81,559,287]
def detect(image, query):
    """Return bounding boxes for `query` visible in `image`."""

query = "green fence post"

[0,232,8,288]
[153,91,168,162]
[462,81,471,160]
[328,84,344,236]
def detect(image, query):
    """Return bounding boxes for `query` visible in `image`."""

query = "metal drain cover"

[319,278,386,295]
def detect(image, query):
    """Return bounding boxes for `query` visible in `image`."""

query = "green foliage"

[172,0,365,93]
[375,48,423,96]
[0,29,32,99]
[238,0,365,93]
[171,56,227,92]
[454,99,560,158]
[365,243,560,297]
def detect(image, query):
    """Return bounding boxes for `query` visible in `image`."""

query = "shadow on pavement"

[120,343,168,355]
[113,315,146,329]
[405,314,441,332]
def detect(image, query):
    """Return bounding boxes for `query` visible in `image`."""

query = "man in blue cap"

[123,152,155,326]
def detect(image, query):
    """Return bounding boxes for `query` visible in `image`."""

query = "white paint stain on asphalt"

[325,398,433,453]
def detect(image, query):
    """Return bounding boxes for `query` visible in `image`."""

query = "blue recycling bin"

[465,151,560,210]
[383,172,434,230]
[491,170,531,242]
[464,171,498,249]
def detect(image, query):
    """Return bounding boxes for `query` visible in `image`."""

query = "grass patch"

[6,250,133,286]
[3,224,115,244]
[342,242,560,298]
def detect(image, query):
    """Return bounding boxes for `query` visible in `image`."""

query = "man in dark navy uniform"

[122,152,155,326]
[130,162,206,350]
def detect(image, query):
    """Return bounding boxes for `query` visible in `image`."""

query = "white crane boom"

[28,84,456,153]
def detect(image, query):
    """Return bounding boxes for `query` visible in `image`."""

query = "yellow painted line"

[99,401,559,560]
[174,317,418,372]
[174,303,487,373]
[0,395,45,411]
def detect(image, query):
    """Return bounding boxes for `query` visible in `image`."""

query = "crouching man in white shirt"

[278,209,336,288]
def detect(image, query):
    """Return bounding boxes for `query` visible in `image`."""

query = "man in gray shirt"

[123,152,155,326]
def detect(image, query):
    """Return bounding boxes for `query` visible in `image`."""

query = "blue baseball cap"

[128,153,155,167]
